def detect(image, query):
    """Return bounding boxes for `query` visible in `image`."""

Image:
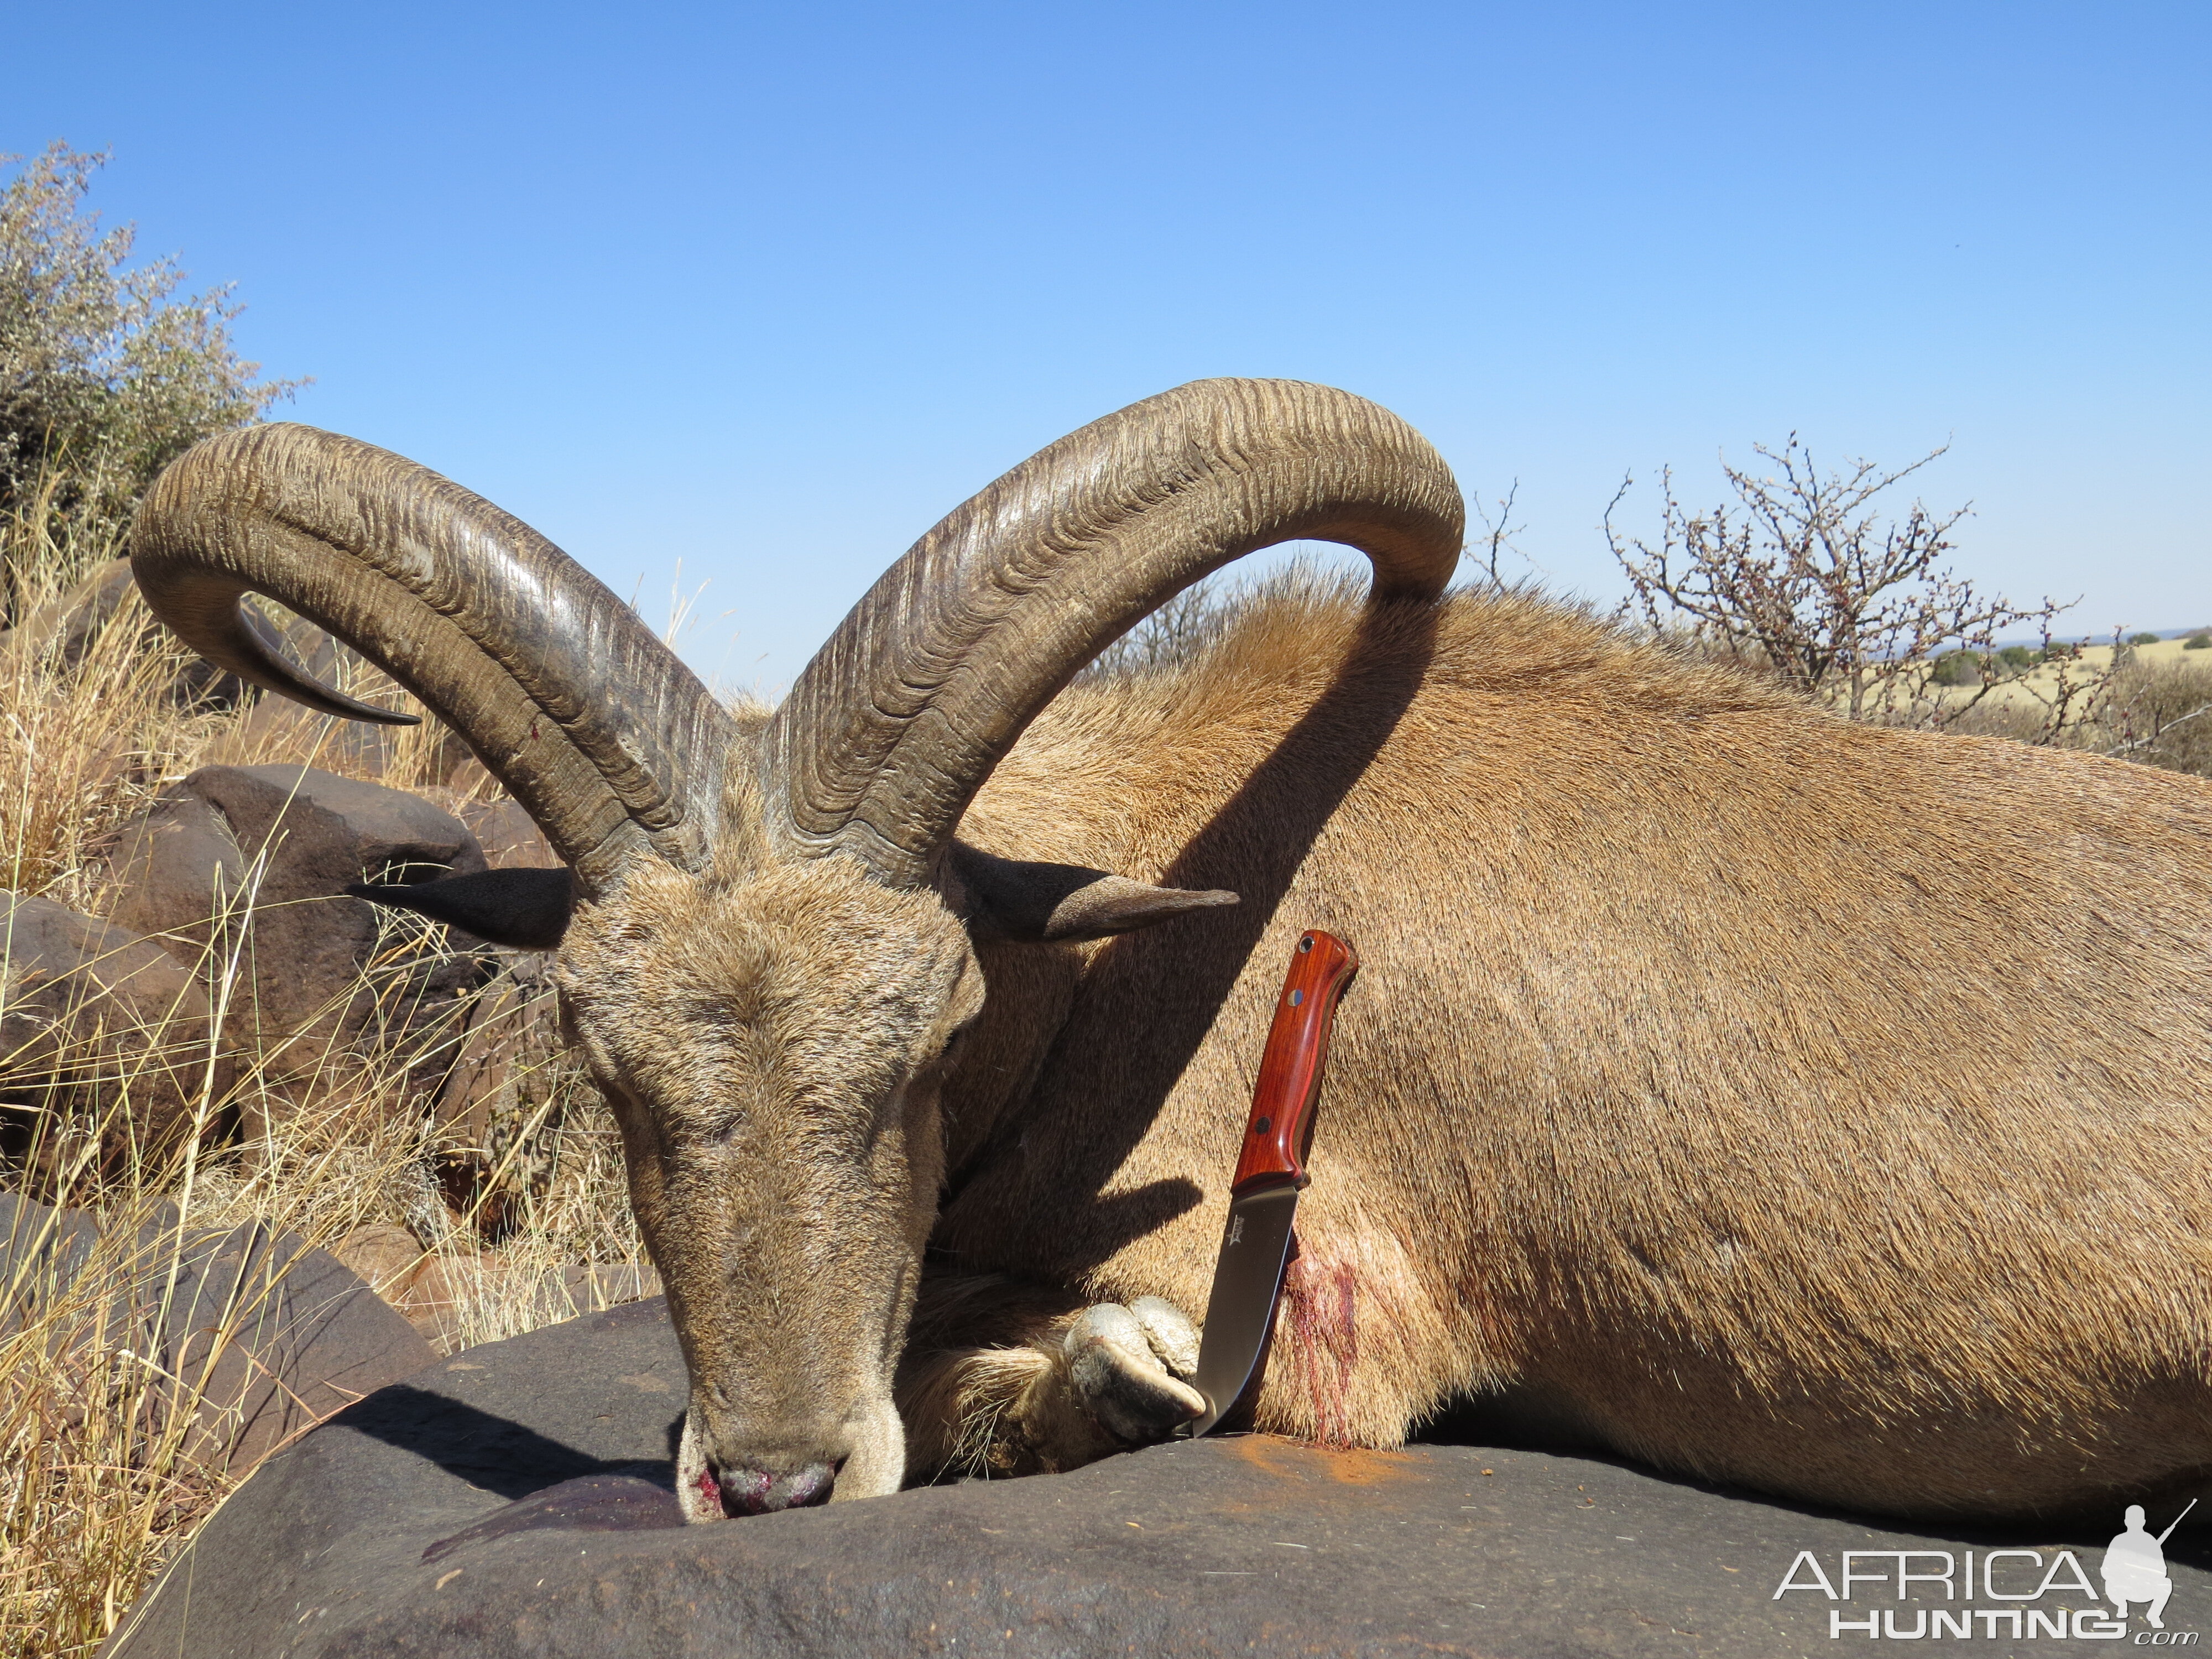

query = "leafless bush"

[1079,576,1243,680]
[1604,437,2106,736]
[1468,479,1530,593]
[2095,656,2212,778]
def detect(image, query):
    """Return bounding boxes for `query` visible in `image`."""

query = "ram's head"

[130,380,1462,1517]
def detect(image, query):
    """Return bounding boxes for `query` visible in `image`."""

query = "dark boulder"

[102,765,491,1113]
[0,892,231,1186]
[0,557,278,709]
[457,798,560,873]
[428,949,567,1194]
[108,1296,2207,1657]
[330,1223,660,1353]
[432,799,573,1222]
[101,760,586,1213]
[0,1188,435,1475]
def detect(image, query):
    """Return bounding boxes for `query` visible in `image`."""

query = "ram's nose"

[714,1460,836,1516]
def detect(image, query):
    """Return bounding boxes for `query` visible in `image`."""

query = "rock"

[0,556,294,709]
[0,893,231,1186]
[456,799,560,872]
[0,1189,435,1475]
[416,798,574,1222]
[99,765,576,1174]
[329,1224,660,1353]
[328,1222,432,1300]
[429,951,566,1185]
[102,765,492,1105]
[106,1297,2210,1657]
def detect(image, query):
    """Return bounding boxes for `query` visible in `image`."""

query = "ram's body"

[924,581,2212,1520]
[130,378,2212,1527]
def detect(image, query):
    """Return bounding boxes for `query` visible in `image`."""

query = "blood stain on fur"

[1284,1253,1361,1446]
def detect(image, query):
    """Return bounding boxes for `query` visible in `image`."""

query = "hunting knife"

[1181,929,1359,1437]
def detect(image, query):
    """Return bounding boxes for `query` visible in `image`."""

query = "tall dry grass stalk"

[0,486,641,1656]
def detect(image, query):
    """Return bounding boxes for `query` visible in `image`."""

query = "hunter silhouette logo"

[2105,1501,2195,1630]
[1772,1503,2200,1642]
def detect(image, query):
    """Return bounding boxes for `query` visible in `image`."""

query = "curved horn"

[761,378,1463,888]
[131,423,735,894]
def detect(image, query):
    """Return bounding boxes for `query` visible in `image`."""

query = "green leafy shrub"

[1,142,300,612]
[2128,632,2162,647]
[1928,650,1985,687]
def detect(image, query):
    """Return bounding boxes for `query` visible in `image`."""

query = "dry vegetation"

[0,498,644,1657]
[11,535,2205,1658]
[1600,435,2212,773]
[0,142,657,1653]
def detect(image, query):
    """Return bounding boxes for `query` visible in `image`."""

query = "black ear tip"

[343,867,576,951]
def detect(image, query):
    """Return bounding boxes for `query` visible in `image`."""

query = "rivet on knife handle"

[1230,930,1360,1193]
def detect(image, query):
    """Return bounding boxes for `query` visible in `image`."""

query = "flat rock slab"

[109,1298,2212,1658]
[1,1190,434,1473]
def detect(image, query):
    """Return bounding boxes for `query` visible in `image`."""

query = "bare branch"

[1469,480,1525,593]
[1604,435,2110,733]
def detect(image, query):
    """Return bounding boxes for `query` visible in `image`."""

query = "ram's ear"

[948,842,1238,945]
[347,867,576,951]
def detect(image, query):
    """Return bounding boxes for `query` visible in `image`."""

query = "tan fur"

[555,852,984,1512]
[151,398,2201,1521]
[894,1275,1115,1479]
[560,577,2212,1523]
[902,581,2212,1521]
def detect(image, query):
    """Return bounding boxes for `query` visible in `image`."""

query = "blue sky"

[8,3,2206,693]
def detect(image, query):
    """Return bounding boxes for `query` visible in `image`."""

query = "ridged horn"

[760,378,1463,888]
[130,423,735,895]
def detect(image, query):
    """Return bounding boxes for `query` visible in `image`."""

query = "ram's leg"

[897,1271,1204,1481]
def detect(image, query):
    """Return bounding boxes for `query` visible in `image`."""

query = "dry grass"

[0,491,642,1656]
[1615,601,2212,777]
[1888,634,2212,775]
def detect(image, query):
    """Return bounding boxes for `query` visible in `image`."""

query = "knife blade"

[1181,928,1359,1437]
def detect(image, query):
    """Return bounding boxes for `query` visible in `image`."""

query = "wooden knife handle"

[1230,931,1359,1192]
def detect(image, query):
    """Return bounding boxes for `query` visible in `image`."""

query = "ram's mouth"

[675,1417,724,1525]
[693,1465,723,1517]
[675,1419,843,1521]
